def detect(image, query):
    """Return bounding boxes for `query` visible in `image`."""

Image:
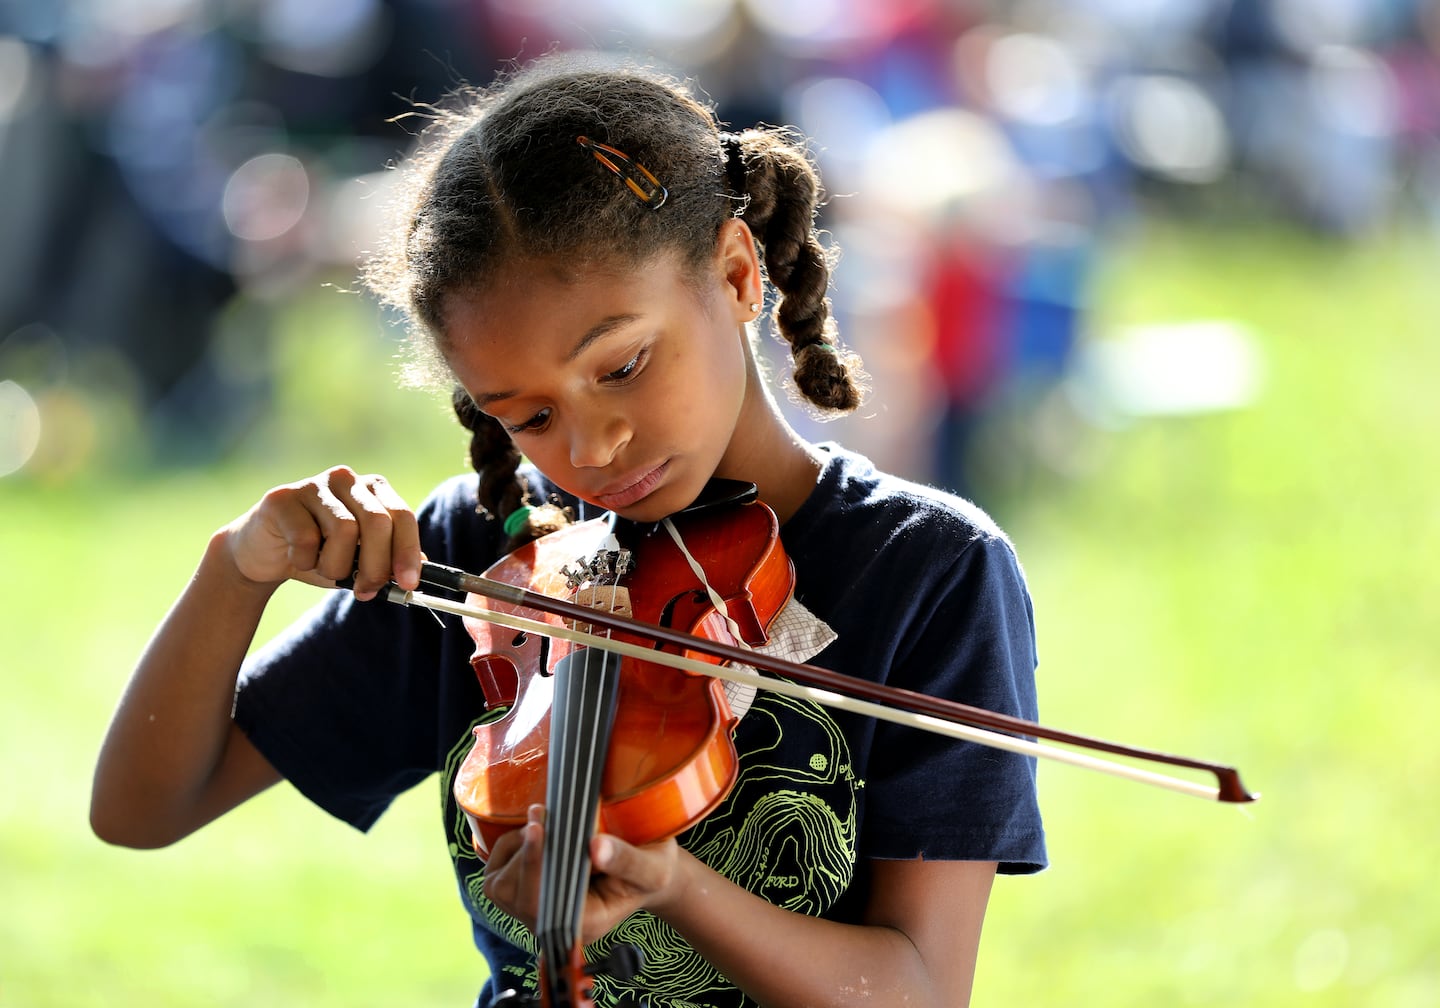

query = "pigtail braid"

[726,129,866,414]
[451,385,524,518]
[450,386,573,549]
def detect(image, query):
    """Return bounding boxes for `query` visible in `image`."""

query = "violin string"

[538,641,568,966]
[540,591,583,976]
[576,536,626,930]
[545,531,628,984]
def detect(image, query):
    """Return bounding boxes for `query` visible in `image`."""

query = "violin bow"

[375,560,1257,805]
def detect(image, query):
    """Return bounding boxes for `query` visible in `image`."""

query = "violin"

[455,481,791,1007]
[453,482,789,859]
[356,480,1258,1006]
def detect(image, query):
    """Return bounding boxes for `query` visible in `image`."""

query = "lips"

[592,460,670,510]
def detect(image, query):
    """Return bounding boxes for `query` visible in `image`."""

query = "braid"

[450,385,524,518]
[450,386,572,548]
[726,129,867,414]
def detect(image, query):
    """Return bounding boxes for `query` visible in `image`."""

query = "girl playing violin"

[92,54,1046,1008]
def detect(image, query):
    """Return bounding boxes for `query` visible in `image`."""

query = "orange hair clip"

[577,135,668,210]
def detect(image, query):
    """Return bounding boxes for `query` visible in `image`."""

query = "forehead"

[439,250,705,378]
[448,249,699,331]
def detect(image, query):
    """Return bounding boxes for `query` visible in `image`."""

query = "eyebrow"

[471,313,642,408]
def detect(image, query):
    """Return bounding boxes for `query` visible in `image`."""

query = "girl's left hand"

[583,831,682,942]
[482,805,685,945]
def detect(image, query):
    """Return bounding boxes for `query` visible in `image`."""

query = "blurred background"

[2,0,1437,1005]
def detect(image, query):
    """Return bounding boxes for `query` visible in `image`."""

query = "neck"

[715,348,826,525]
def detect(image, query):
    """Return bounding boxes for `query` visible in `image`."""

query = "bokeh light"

[0,378,40,476]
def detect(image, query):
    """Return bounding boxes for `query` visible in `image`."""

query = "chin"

[612,497,681,525]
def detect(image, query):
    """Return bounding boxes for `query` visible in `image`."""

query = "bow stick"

[373,560,1257,804]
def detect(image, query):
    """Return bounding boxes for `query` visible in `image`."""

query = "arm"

[90,467,422,849]
[89,534,285,848]
[484,818,996,1008]
[628,844,995,1008]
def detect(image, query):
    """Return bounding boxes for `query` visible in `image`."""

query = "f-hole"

[654,589,712,651]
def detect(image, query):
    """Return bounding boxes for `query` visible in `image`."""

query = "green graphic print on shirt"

[443,686,861,1008]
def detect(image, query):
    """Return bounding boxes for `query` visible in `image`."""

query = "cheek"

[660,329,744,425]
[692,310,748,383]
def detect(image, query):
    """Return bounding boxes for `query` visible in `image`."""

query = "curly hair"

[364,53,865,544]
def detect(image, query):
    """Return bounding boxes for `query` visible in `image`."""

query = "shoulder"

[784,444,1033,649]
[413,472,483,542]
[792,443,1017,563]
[417,472,480,516]
[413,473,500,569]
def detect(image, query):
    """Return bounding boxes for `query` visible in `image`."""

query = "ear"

[716,220,764,322]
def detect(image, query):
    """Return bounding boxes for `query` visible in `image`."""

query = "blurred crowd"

[2,0,1438,497]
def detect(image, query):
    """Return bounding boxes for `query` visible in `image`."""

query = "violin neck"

[536,646,622,1007]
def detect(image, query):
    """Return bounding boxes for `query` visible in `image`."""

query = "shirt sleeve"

[233,588,447,830]
[232,478,486,831]
[859,530,1048,874]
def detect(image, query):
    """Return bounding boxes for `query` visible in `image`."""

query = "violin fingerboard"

[535,647,622,975]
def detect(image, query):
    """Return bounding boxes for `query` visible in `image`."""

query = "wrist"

[647,845,706,924]
[204,527,284,601]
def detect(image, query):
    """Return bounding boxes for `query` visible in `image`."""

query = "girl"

[92,54,1045,1008]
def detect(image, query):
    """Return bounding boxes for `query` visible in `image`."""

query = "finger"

[365,474,422,590]
[580,834,666,945]
[482,811,547,927]
[589,834,676,898]
[264,473,358,579]
[484,825,526,872]
[484,804,546,871]
[230,485,330,587]
[320,471,391,592]
[591,833,620,875]
[313,470,410,599]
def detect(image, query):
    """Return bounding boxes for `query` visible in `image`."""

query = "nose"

[568,408,631,469]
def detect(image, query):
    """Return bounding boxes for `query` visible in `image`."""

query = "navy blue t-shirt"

[234,444,1046,1007]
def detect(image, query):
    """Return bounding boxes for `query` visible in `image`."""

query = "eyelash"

[504,349,648,434]
[505,410,550,435]
[603,348,647,384]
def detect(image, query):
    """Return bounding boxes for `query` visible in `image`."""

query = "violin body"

[453,496,795,861]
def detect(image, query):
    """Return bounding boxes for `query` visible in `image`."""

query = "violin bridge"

[569,586,634,627]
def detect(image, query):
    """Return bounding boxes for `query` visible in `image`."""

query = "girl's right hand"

[221,465,423,600]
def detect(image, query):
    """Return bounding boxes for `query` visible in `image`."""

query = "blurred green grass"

[2,222,1436,1006]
